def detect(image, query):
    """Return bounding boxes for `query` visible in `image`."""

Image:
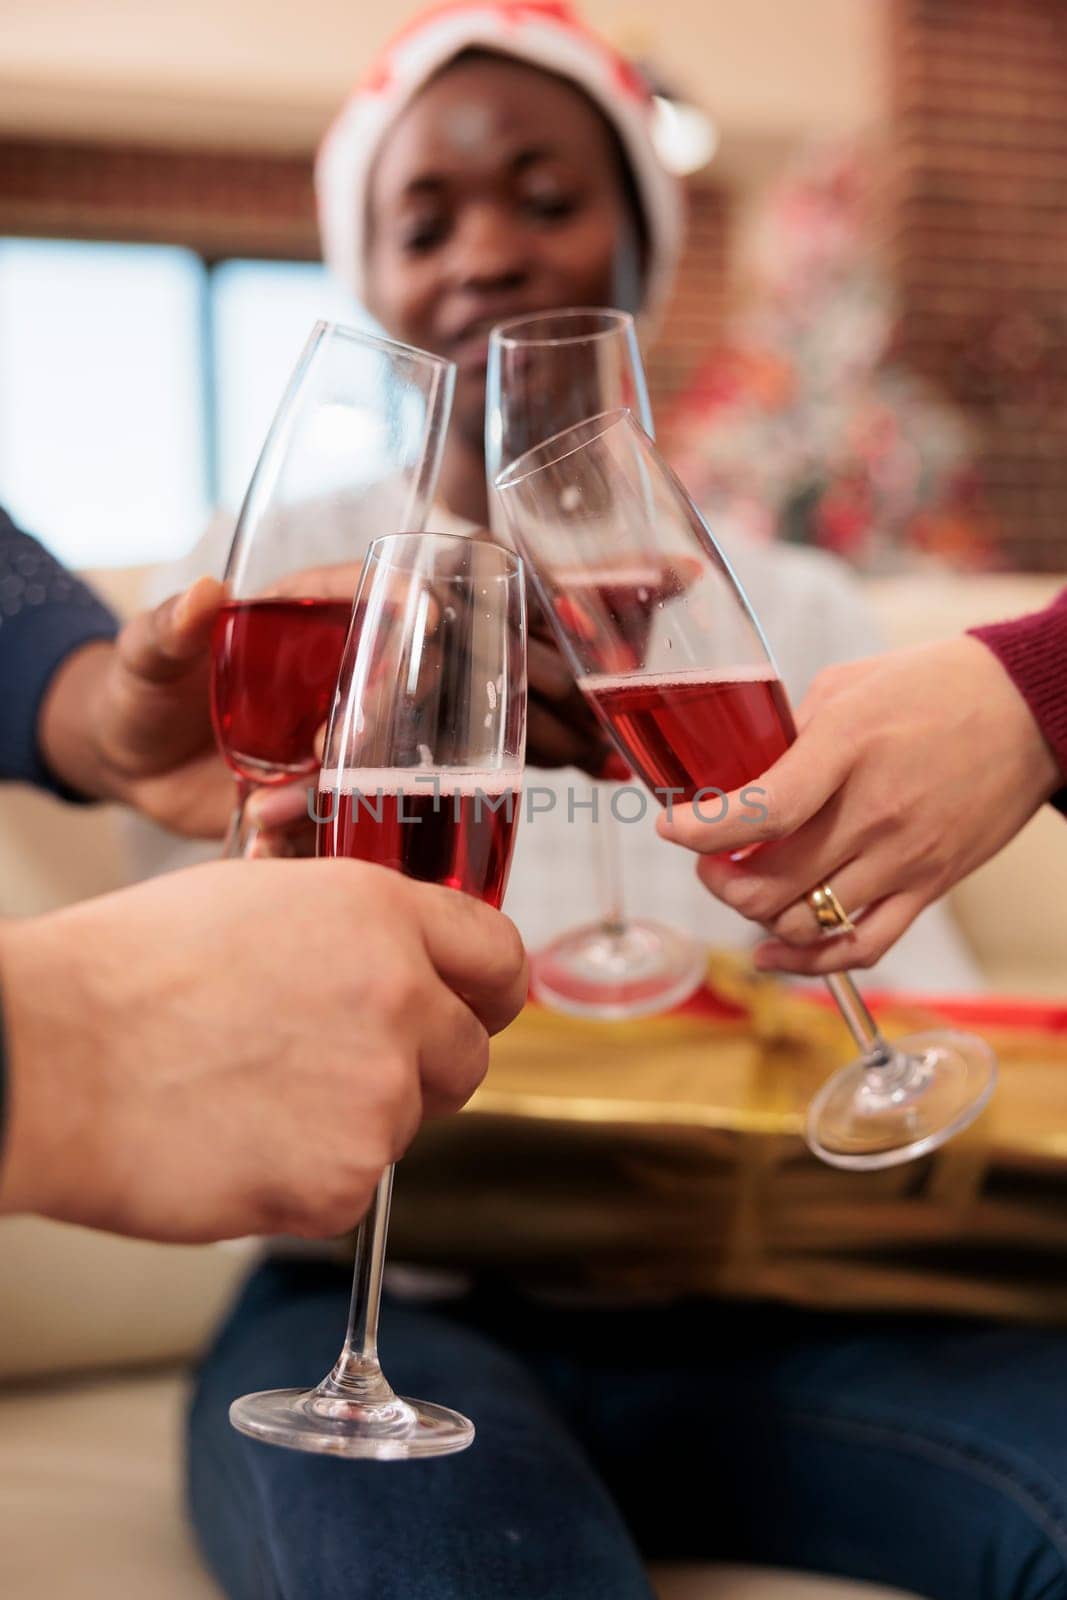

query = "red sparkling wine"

[318,771,522,909]
[581,667,795,801]
[553,557,701,674]
[211,597,354,783]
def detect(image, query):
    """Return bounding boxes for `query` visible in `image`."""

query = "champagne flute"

[494,409,996,1171]
[229,532,526,1457]
[486,308,704,1019]
[210,321,454,855]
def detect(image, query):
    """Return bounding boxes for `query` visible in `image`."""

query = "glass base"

[806,1028,997,1171]
[530,918,705,1020]
[229,1388,475,1460]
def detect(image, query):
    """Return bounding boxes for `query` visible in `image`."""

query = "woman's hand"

[656,637,1062,975]
[469,528,612,775]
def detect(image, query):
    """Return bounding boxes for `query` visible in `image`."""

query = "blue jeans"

[188,1260,1067,1599]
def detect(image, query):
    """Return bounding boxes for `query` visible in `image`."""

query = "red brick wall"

[0,138,319,258]
[0,136,728,418]
[890,0,1067,569]
[646,181,730,419]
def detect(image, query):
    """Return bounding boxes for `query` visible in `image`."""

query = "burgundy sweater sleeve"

[969,588,1067,816]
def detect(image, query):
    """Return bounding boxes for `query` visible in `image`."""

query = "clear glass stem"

[314,1166,397,1410]
[824,971,895,1071]
[593,783,627,936]
[221,779,252,860]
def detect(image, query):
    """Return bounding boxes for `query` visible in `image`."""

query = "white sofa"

[1,567,1064,1599]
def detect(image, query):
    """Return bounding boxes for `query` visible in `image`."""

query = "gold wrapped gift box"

[390,957,1067,1323]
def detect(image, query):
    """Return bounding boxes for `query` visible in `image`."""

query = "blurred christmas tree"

[666,144,1000,572]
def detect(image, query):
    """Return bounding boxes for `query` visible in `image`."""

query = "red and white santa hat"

[315,0,685,320]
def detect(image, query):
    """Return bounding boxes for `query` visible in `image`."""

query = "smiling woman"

[364,51,643,498]
[315,3,683,531]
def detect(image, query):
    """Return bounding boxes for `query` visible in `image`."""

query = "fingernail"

[175,576,220,629]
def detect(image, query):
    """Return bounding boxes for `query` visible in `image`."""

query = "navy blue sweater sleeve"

[0,508,118,795]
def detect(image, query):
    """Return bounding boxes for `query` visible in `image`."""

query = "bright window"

[209,259,370,516]
[0,239,208,569]
[0,240,371,570]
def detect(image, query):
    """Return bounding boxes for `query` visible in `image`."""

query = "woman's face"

[365,55,638,447]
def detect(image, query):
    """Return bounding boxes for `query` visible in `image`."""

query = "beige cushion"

[0,1369,915,1600]
[0,786,133,919]
[0,1372,221,1600]
[0,1218,253,1382]
[864,572,1064,654]
[947,807,1067,996]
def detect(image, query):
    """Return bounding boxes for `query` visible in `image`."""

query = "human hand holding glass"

[229,531,526,1457]
[494,409,996,1170]
[654,636,1063,975]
